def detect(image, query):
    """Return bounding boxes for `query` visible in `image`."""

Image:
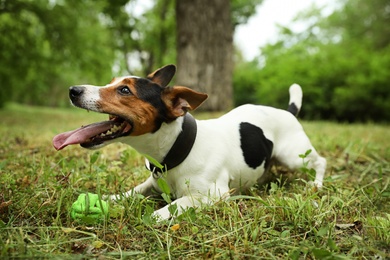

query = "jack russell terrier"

[53,64,326,220]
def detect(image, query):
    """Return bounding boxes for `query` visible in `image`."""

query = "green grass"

[0,103,389,259]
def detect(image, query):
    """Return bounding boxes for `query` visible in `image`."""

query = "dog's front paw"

[152,208,172,222]
[313,180,323,188]
[307,180,323,190]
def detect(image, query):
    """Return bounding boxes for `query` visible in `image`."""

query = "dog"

[53,64,326,220]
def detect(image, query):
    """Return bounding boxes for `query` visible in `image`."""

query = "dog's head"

[53,64,208,150]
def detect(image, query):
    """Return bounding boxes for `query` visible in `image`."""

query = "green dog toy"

[70,193,109,223]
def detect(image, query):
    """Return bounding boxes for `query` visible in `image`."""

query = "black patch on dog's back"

[239,122,273,169]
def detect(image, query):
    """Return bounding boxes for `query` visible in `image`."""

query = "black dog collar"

[147,113,197,177]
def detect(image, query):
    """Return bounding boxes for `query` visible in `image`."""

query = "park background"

[1,0,389,121]
[0,0,389,259]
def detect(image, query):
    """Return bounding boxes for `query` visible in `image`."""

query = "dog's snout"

[69,86,84,98]
[68,85,100,111]
[69,86,84,100]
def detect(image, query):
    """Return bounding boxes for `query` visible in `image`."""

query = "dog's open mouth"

[52,115,132,150]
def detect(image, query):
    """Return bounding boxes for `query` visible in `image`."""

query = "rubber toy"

[70,193,109,223]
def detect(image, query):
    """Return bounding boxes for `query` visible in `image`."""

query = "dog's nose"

[69,86,84,99]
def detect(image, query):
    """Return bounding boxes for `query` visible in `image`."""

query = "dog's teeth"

[112,124,124,133]
[107,130,112,135]
[100,133,106,137]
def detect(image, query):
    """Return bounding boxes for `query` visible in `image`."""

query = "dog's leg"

[293,152,326,187]
[310,154,327,187]
[302,152,326,187]
[280,151,326,187]
[152,180,232,221]
[152,194,210,221]
[106,175,155,201]
[276,134,327,188]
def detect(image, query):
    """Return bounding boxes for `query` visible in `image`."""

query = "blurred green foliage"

[0,0,116,107]
[0,0,261,108]
[1,0,388,122]
[233,0,390,122]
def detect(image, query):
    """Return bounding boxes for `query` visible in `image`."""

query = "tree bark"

[175,0,233,111]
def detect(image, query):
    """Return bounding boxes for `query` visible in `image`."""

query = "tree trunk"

[175,0,233,111]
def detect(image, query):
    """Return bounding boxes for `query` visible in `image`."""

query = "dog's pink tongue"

[52,121,113,150]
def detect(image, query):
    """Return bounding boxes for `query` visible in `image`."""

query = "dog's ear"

[147,64,176,87]
[162,86,208,118]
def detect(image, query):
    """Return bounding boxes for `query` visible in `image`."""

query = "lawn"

[0,103,389,259]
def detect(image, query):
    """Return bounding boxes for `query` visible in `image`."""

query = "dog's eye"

[118,86,132,95]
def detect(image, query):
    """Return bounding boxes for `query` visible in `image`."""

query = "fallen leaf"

[0,200,12,213]
[92,240,104,249]
[170,224,180,231]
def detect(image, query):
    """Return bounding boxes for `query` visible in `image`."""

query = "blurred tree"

[101,0,180,76]
[231,0,264,26]
[232,53,261,106]
[0,0,115,107]
[100,0,263,111]
[234,0,390,121]
[100,0,176,75]
[176,0,263,111]
[323,0,390,50]
[176,0,233,111]
[0,0,263,109]
[141,0,176,74]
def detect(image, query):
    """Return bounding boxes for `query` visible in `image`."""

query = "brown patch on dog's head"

[98,77,163,136]
[54,64,208,150]
[89,64,207,136]
[162,86,208,118]
[98,64,207,135]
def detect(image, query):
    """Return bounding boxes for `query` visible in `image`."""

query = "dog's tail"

[287,83,302,117]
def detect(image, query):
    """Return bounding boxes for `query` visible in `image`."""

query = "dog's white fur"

[74,83,326,220]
